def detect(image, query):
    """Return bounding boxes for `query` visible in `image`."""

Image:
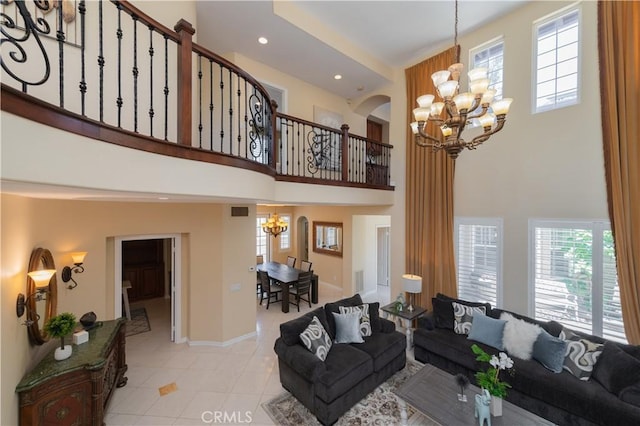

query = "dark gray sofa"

[274,294,407,425]
[413,295,640,426]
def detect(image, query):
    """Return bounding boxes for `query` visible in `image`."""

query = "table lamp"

[402,274,422,312]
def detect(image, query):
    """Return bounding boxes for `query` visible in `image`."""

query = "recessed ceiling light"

[334,74,342,80]
[258,36,268,45]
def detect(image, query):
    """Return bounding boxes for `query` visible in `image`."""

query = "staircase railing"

[1,0,392,188]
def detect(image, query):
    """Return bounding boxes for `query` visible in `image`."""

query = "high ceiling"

[195,0,529,99]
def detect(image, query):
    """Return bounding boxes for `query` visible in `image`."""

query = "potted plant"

[471,344,514,416]
[44,312,77,361]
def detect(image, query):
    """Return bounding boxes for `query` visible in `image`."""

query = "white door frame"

[114,233,182,343]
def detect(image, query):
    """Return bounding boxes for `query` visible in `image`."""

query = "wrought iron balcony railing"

[1,0,393,188]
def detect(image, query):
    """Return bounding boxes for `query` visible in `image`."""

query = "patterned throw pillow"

[452,301,486,335]
[339,303,371,337]
[299,316,332,361]
[560,328,604,381]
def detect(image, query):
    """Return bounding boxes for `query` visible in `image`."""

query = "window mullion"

[591,223,604,336]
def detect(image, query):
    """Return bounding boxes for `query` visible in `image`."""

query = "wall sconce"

[61,251,87,289]
[16,269,56,324]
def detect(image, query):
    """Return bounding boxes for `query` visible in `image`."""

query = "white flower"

[497,352,514,370]
[489,355,500,368]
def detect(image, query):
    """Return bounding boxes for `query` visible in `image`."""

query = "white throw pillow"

[500,312,542,360]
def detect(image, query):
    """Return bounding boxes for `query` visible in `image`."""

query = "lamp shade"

[28,269,56,288]
[402,274,422,294]
[70,251,87,264]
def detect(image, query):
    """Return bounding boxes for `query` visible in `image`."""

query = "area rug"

[263,360,437,425]
[126,307,151,336]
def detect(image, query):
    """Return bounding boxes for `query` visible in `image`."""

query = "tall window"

[529,220,624,342]
[279,214,291,250]
[470,38,504,100]
[454,218,503,308]
[256,215,269,261]
[533,6,580,113]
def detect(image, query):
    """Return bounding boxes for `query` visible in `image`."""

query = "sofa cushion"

[300,316,333,361]
[333,312,364,344]
[490,308,563,337]
[468,312,506,350]
[560,328,604,381]
[500,312,541,360]
[532,329,567,373]
[453,302,486,335]
[339,304,371,337]
[367,301,382,333]
[324,294,364,338]
[315,344,373,403]
[356,331,407,371]
[620,383,640,408]
[280,307,329,346]
[592,342,640,395]
[433,294,491,330]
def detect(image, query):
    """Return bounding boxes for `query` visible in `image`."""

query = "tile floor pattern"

[105,284,396,425]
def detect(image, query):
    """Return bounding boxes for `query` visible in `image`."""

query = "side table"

[380,303,426,348]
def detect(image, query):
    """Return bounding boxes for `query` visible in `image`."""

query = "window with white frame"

[256,215,269,261]
[533,6,580,113]
[454,218,503,308]
[279,214,291,250]
[529,220,625,343]
[470,38,504,101]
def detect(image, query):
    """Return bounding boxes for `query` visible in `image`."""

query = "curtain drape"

[405,46,459,309]
[598,0,640,344]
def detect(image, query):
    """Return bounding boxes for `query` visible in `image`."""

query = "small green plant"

[44,312,76,349]
[471,344,514,398]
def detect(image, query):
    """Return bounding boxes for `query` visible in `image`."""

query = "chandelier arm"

[466,104,490,120]
[468,116,507,148]
[416,126,443,145]
[427,117,445,126]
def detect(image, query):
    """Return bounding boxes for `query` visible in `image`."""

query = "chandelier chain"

[454,0,460,62]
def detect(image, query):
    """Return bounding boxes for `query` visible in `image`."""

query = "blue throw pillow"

[332,312,364,344]
[467,312,506,350]
[532,329,567,373]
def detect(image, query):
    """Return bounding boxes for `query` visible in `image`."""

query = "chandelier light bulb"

[469,78,490,95]
[477,113,496,128]
[481,88,497,105]
[448,63,464,80]
[431,102,445,117]
[438,80,459,98]
[417,94,435,109]
[413,107,430,122]
[410,122,420,134]
[431,70,451,87]
[467,67,488,82]
[440,126,453,137]
[453,92,474,111]
[491,98,513,115]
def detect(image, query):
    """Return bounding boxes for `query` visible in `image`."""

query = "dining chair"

[286,256,296,268]
[300,260,312,272]
[256,254,264,264]
[289,270,313,312]
[255,255,265,295]
[258,270,282,309]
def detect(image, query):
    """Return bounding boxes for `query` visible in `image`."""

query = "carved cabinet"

[16,319,128,426]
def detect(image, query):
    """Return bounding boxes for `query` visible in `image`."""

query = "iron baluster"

[116,2,122,127]
[243,80,248,159]
[197,54,202,148]
[209,59,213,151]
[132,14,138,132]
[148,24,154,137]
[98,0,104,121]
[228,68,232,155]
[219,64,224,149]
[237,80,241,156]
[163,34,168,141]
[56,0,65,107]
[78,0,86,115]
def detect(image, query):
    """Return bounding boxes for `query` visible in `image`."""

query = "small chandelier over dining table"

[263,212,288,238]
[410,0,513,159]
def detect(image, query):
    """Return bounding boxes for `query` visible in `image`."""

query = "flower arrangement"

[471,344,514,398]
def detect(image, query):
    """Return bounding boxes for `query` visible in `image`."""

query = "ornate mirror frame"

[27,247,58,345]
[313,222,343,257]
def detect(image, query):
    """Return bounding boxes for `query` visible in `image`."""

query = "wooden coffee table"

[394,364,555,426]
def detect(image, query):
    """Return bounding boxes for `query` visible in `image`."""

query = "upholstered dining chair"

[289,270,313,312]
[256,255,264,295]
[286,256,296,268]
[300,260,312,272]
[258,270,282,309]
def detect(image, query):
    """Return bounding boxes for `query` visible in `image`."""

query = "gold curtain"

[405,46,459,310]
[598,1,640,344]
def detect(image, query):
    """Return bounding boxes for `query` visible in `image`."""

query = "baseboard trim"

[187,330,257,347]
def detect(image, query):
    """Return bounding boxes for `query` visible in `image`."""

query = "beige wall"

[0,194,257,424]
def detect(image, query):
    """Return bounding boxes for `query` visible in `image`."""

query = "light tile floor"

[105,284,395,425]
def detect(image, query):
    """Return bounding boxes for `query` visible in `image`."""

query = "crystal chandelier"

[263,213,288,238]
[410,0,513,159]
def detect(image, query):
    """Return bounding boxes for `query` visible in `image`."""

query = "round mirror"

[26,247,58,345]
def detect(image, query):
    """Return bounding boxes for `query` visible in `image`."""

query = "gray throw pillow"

[467,312,506,350]
[339,304,371,337]
[452,301,486,335]
[532,329,567,373]
[560,328,604,380]
[299,316,332,361]
[592,342,640,395]
[332,312,364,343]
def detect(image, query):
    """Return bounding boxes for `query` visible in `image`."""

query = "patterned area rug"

[126,307,151,336]
[263,360,436,426]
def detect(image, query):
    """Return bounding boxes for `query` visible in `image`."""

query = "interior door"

[377,226,390,286]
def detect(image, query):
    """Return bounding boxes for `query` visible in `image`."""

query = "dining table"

[256,261,318,313]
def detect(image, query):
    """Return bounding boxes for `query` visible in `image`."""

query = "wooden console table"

[16,318,128,426]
